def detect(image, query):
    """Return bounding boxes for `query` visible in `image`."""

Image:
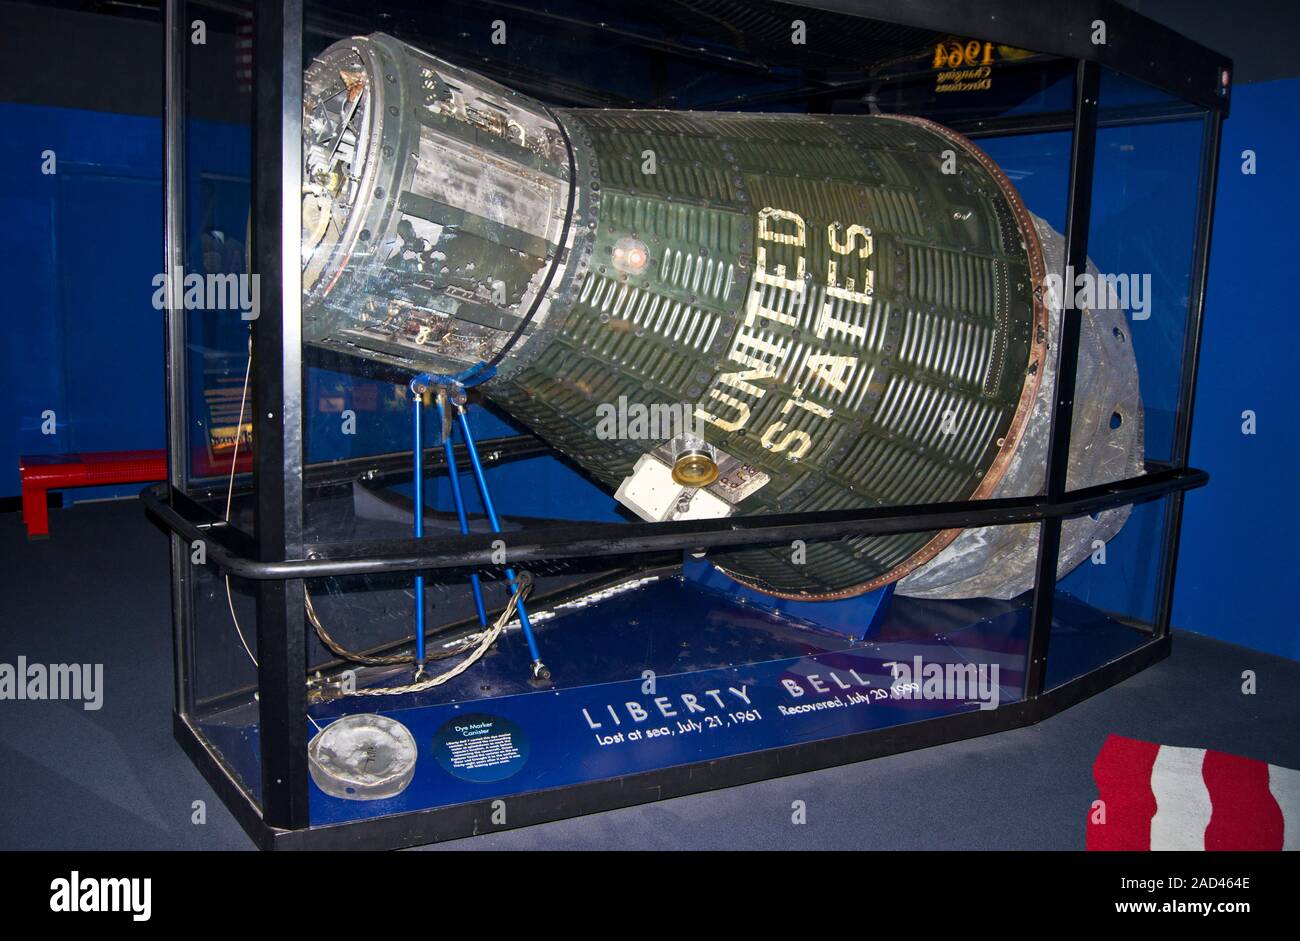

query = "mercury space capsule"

[300,33,1142,602]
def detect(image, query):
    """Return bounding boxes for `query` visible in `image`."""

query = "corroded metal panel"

[300,34,1064,600]
[492,109,1048,598]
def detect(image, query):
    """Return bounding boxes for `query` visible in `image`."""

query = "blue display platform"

[197,572,1147,827]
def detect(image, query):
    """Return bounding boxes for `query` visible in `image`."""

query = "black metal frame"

[175,634,1172,850]
[156,0,1227,848]
[143,464,1207,581]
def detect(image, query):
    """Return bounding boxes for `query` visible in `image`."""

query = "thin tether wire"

[340,574,530,698]
[221,338,517,708]
[223,340,259,668]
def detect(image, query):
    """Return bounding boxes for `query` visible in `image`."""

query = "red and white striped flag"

[1088,734,1300,850]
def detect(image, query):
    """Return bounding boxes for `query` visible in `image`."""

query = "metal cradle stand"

[149,0,1227,849]
[409,369,549,683]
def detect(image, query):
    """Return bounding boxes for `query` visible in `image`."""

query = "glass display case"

[146,0,1227,848]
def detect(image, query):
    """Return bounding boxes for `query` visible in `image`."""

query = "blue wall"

[3,80,1297,660]
[0,104,163,501]
[1172,78,1300,661]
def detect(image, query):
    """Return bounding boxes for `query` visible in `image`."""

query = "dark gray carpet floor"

[2,499,1296,851]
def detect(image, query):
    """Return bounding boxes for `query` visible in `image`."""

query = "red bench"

[19,450,167,539]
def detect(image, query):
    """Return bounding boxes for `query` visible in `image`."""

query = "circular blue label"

[433,713,529,783]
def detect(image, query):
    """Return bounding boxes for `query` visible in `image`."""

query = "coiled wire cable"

[340,572,532,698]
[223,336,520,694]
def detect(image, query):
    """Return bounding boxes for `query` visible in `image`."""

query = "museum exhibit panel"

[143,0,1226,848]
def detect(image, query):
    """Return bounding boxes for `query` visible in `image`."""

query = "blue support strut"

[455,405,548,681]
[436,395,489,628]
[411,383,427,675]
